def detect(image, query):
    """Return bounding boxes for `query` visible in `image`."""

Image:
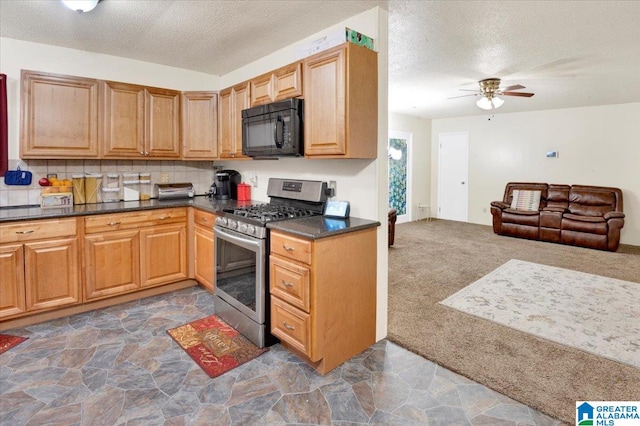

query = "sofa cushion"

[568,189,616,217]
[503,209,540,227]
[546,184,570,211]
[510,190,541,211]
[562,215,608,235]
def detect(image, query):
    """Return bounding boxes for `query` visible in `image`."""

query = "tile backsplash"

[0,159,216,207]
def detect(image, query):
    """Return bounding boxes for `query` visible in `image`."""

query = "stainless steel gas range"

[213,178,328,348]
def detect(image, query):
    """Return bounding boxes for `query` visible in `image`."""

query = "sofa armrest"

[604,211,625,220]
[491,201,510,209]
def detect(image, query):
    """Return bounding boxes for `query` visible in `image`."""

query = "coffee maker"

[209,170,241,200]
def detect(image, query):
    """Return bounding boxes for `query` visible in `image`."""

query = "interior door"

[388,130,412,224]
[438,132,469,222]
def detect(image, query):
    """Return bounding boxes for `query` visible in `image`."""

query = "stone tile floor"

[0,286,562,425]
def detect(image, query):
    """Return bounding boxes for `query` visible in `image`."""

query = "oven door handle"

[214,226,264,250]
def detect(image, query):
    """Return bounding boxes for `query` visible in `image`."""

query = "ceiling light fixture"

[475,78,504,110]
[476,94,504,111]
[61,0,100,13]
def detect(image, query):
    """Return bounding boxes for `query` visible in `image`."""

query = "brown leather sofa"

[490,182,625,251]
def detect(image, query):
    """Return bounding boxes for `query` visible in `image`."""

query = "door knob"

[461,182,466,185]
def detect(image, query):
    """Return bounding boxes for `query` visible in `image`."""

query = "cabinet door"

[182,92,218,159]
[231,82,250,157]
[0,244,26,318]
[303,46,346,156]
[250,73,274,106]
[194,225,214,292]
[24,237,80,311]
[146,87,181,158]
[273,62,303,101]
[20,70,99,158]
[101,81,145,158]
[140,224,187,287]
[84,230,140,300]
[218,83,250,159]
[218,88,233,158]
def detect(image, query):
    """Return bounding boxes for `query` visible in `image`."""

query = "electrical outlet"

[249,173,258,188]
[160,172,169,183]
[328,180,337,197]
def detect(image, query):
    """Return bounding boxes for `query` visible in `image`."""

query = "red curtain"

[0,73,7,177]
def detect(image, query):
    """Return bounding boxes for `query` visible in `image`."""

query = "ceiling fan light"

[476,96,492,110]
[492,96,504,109]
[61,0,99,13]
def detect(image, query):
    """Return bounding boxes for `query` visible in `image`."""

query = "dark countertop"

[267,215,380,240]
[0,198,380,239]
[0,196,254,223]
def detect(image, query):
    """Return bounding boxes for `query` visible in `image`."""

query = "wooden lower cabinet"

[0,244,26,318]
[84,208,187,301]
[269,228,377,374]
[85,229,140,300]
[194,225,214,291]
[24,238,80,311]
[140,224,187,287]
[0,218,80,320]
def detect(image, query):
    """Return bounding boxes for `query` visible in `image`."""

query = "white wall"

[431,102,640,246]
[389,112,432,221]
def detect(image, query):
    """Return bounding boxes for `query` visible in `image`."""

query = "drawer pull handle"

[283,321,295,331]
[16,230,35,234]
[282,280,294,288]
[108,221,121,226]
[159,216,170,220]
[283,244,295,251]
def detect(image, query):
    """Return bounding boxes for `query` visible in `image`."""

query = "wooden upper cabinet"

[274,62,303,101]
[146,87,181,158]
[101,81,145,158]
[182,91,218,159]
[21,70,99,158]
[218,82,250,159]
[101,82,180,159]
[250,73,274,107]
[250,62,302,107]
[303,43,377,159]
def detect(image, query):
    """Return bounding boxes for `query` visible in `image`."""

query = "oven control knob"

[216,217,227,226]
[238,223,248,233]
[247,225,256,235]
[228,219,238,230]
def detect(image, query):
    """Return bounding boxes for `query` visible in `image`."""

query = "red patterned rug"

[167,315,268,378]
[0,334,28,355]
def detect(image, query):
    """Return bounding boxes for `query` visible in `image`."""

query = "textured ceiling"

[2,0,639,119]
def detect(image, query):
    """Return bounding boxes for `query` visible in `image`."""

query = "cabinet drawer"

[194,209,215,228]
[270,255,310,311]
[1,218,77,243]
[271,296,311,357]
[270,232,312,265]
[85,208,186,233]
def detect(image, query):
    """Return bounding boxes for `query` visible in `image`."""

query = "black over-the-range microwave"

[241,98,303,158]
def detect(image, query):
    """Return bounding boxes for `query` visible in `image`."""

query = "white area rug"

[440,259,640,369]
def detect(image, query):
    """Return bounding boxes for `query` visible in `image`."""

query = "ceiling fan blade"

[502,84,525,91]
[447,93,480,99]
[502,91,535,97]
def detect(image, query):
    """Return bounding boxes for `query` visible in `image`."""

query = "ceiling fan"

[450,78,535,110]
